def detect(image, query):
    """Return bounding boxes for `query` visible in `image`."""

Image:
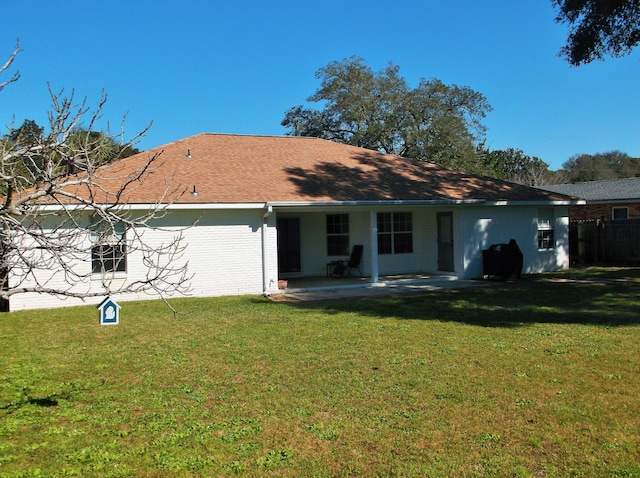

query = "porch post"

[370,210,379,284]
[262,205,273,295]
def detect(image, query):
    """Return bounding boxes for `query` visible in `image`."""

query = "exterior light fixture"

[190,185,199,197]
[186,149,192,159]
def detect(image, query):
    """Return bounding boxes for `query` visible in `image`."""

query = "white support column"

[262,205,273,295]
[370,210,379,284]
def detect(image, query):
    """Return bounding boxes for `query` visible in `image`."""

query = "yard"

[1,268,640,477]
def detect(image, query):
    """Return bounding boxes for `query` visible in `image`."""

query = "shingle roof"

[540,177,640,202]
[74,133,575,205]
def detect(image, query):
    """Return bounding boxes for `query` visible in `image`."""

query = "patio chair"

[331,245,363,278]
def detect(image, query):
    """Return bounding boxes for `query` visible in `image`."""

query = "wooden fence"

[570,219,640,265]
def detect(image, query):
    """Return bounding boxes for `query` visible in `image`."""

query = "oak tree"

[282,57,492,172]
[475,146,562,186]
[553,0,640,65]
[561,151,640,181]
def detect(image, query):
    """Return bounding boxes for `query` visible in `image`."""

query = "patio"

[281,273,441,290]
[271,273,490,302]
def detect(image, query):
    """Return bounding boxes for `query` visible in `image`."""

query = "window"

[91,222,127,274]
[537,209,554,250]
[377,212,413,254]
[326,214,349,256]
[612,207,629,220]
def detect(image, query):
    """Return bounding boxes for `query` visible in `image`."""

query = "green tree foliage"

[553,0,640,65]
[562,151,640,182]
[2,119,140,188]
[65,128,140,173]
[6,119,42,144]
[1,120,45,191]
[282,57,492,172]
[476,145,562,186]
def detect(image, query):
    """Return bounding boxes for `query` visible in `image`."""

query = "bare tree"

[1,45,192,309]
[0,40,20,93]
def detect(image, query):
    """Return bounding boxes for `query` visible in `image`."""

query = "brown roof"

[75,133,573,205]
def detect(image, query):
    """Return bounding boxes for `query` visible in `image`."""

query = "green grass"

[1,267,640,477]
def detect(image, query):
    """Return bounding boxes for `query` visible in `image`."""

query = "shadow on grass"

[273,278,640,328]
[1,394,61,413]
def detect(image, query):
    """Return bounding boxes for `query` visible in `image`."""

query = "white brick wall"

[8,207,271,311]
[7,204,571,311]
[460,205,570,279]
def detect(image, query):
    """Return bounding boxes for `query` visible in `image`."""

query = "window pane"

[114,244,127,272]
[613,207,629,220]
[394,212,412,232]
[326,214,349,234]
[91,221,127,274]
[92,243,127,273]
[538,230,554,250]
[377,213,392,233]
[378,234,392,254]
[394,232,413,253]
[327,236,350,256]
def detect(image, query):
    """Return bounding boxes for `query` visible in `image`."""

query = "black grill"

[482,239,523,280]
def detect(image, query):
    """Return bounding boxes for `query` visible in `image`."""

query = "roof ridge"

[196,132,341,140]
[569,176,640,186]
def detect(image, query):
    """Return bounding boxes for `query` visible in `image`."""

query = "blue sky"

[2,0,638,170]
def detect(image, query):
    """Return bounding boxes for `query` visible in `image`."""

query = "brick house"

[9,134,581,311]
[541,177,640,221]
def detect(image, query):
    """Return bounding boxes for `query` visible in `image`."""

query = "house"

[540,178,640,264]
[540,177,640,221]
[9,133,581,311]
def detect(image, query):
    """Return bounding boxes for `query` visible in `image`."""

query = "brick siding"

[570,203,640,221]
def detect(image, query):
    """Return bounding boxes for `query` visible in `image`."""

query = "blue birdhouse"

[97,297,121,325]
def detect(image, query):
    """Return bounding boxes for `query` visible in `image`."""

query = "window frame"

[326,213,350,256]
[377,212,413,255]
[90,222,128,275]
[537,208,555,251]
[612,206,629,220]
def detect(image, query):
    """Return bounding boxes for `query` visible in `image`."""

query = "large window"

[91,223,127,274]
[377,212,413,254]
[326,214,349,256]
[537,209,554,250]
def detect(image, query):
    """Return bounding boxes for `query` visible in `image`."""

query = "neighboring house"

[540,177,640,221]
[540,178,640,264]
[9,134,581,311]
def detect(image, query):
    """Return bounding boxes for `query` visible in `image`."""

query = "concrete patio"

[270,274,493,302]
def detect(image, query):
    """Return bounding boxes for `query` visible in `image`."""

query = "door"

[437,212,454,272]
[277,217,301,274]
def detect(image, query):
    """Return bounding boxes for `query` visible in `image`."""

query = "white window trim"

[612,206,629,220]
[537,209,555,251]
[377,212,414,255]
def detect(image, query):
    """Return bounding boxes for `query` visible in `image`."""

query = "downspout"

[262,204,273,296]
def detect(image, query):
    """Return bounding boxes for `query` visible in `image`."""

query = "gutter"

[481,199,586,206]
[32,202,270,212]
[265,199,486,208]
[33,197,584,213]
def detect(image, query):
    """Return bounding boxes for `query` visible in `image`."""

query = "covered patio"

[269,273,489,301]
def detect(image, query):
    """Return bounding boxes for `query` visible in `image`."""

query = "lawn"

[1,267,640,477]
